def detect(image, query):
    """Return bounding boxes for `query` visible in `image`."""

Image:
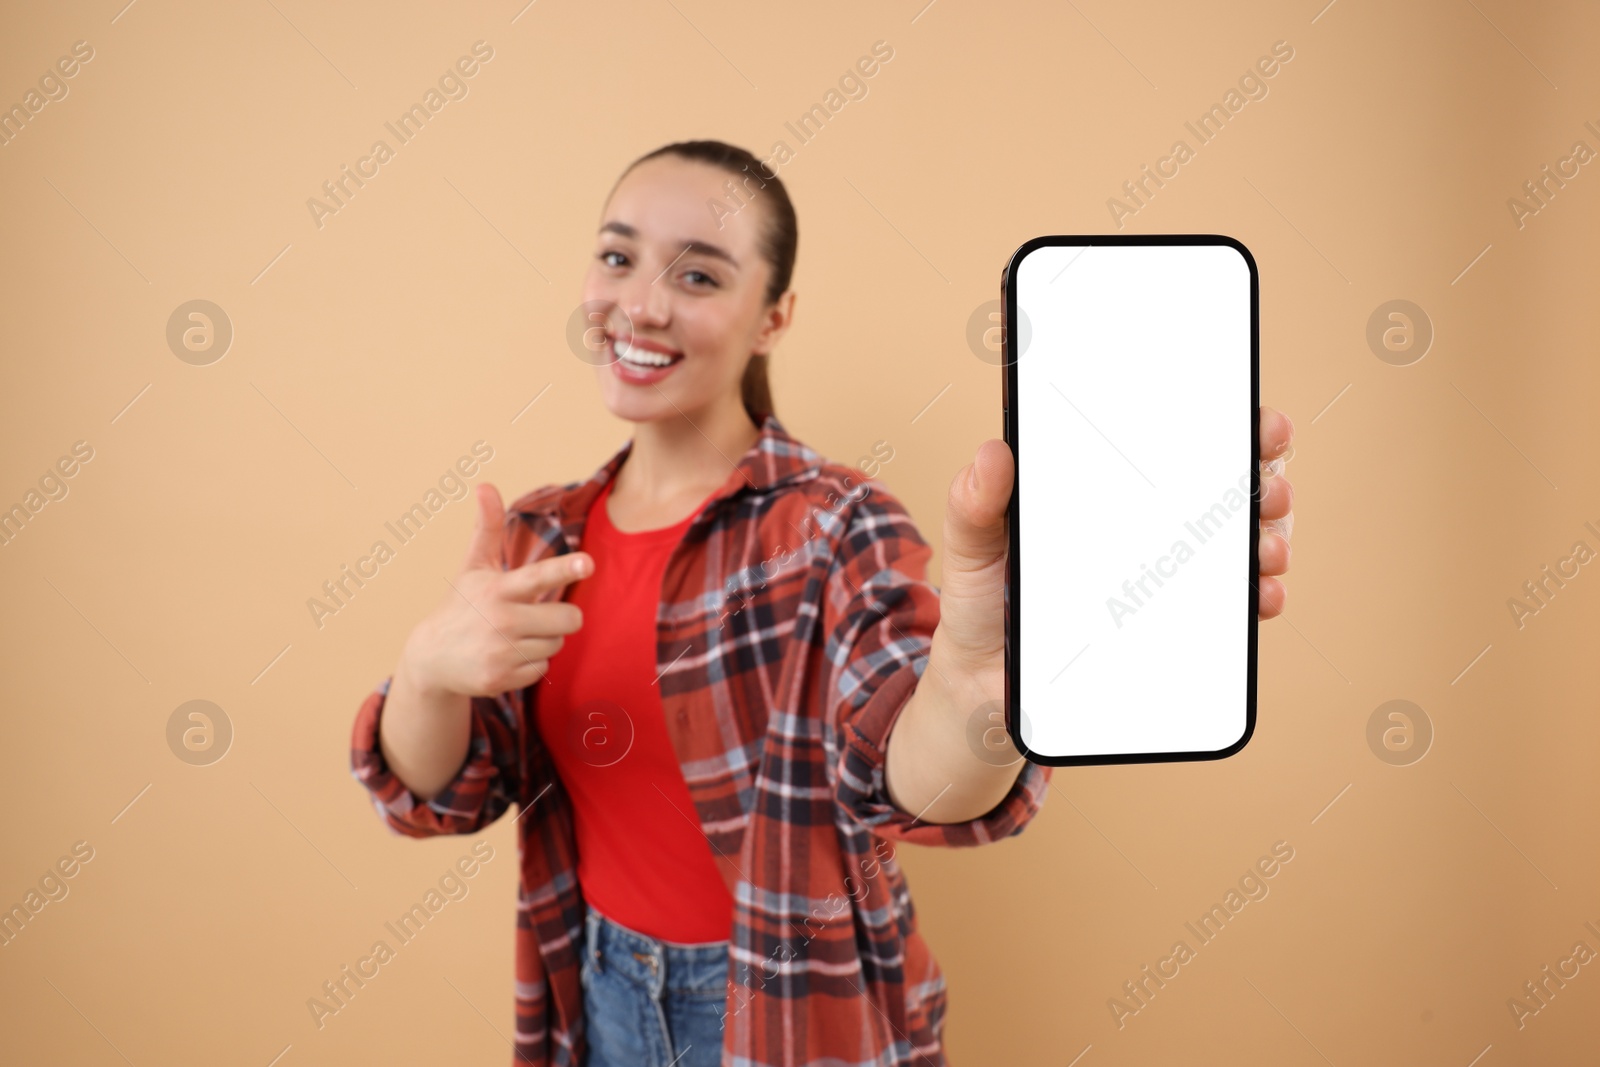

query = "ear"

[753,289,796,355]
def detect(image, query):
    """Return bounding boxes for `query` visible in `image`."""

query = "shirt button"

[677,709,688,725]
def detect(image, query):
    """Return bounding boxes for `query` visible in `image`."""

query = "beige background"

[2,0,1597,1064]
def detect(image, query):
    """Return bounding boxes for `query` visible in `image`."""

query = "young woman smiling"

[350,140,1297,1067]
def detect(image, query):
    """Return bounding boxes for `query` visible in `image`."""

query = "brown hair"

[618,140,798,426]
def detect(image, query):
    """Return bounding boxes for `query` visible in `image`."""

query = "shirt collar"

[515,413,823,551]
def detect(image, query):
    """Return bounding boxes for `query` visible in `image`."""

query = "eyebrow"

[599,221,740,269]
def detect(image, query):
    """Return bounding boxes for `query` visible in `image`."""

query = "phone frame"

[1001,233,1261,767]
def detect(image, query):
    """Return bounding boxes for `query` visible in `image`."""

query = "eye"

[683,268,719,288]
[597,249,627,268]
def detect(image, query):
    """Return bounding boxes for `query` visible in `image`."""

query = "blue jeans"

[580,900,730,1067]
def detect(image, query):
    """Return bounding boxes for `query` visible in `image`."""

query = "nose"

[621,258,671,329]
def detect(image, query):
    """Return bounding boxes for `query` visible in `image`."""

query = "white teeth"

[615,338,677,366]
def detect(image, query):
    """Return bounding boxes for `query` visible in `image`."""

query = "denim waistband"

[582,901,730,999]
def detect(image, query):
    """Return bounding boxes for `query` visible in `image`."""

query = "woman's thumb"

[461,482,507,571]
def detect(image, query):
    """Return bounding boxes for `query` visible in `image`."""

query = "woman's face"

[583,154,792,426]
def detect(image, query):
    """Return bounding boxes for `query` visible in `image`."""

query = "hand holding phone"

[1001,235,1269,766]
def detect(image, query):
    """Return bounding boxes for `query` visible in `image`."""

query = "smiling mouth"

[610,334,684,368]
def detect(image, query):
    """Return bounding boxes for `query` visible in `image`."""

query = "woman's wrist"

[397,621,455,706]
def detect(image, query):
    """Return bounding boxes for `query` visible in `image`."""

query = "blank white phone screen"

[1015,240,1256,761]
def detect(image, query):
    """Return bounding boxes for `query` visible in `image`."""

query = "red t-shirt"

[533,476,735,943]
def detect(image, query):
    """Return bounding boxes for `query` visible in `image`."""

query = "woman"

[350,140,1297,1067]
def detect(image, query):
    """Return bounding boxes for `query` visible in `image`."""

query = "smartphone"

[1001,235,1259,766]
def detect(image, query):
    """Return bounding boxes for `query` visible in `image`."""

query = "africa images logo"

[1104,467,1263,629]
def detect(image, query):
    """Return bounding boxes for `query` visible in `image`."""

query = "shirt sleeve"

[821,481,1051,847]
[349,679,527,838]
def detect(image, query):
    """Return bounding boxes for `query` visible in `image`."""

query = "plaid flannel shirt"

[350,413,1051,1065]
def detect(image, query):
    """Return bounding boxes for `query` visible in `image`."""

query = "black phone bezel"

[1001,233,1261,767]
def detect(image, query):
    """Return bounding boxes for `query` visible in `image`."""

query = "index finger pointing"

[501,551,593,603]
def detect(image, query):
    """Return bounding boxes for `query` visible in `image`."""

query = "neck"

[615,399,762,501]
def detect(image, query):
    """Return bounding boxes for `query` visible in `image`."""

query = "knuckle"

[471,663,500,695]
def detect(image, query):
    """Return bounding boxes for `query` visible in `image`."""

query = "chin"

[601,391,679,425]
